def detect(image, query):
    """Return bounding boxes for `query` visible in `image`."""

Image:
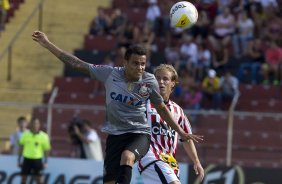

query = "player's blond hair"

[154,64,179,84]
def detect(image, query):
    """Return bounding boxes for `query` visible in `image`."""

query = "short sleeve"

[88,64,113,83]
[180,112,193,134]
[149,76,163,105]
[42,134,51,151]
[10,133,15,145]
[19,133,26,145]
[87,130,99,142]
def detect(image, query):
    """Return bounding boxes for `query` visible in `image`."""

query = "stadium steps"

[190,113,282,168]
[0,0,111,151]
[39,75,282,167]
[40,69,282,167]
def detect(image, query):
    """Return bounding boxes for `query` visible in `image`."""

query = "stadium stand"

[84,35,117,51]
[29,0,282,169]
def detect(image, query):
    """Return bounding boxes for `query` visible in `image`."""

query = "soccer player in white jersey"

[32,31,203,184]
[139,64,204,184]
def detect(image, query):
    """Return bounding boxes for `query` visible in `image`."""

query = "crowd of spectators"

[87,0,282,112]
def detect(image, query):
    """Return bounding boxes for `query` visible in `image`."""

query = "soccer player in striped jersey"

[138,64,204,184]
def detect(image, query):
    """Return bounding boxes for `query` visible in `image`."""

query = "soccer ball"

[170,1,198,29]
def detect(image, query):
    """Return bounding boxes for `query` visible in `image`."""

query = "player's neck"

[31,130,40,134]
[124,70,139,82]
[162,95,169,103]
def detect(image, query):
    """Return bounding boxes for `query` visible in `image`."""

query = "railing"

[46,87,58,136]
[0,0,45,81]
[226,91,240,166]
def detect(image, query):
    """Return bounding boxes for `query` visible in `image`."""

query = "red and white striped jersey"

[138,99,193,174]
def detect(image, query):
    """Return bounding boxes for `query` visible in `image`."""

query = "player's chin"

[159,88,166,96]
[134,73,143,79]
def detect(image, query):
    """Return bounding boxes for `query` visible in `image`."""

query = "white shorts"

[141,160,179,184]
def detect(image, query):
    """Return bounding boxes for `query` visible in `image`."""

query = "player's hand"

[180,133,203,143]
[194,162,204,181]
[32,31,50,48]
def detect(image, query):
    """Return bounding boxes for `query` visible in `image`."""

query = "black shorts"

[103,133,150,182]
[21,158,44,176]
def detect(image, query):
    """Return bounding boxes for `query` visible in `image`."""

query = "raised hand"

[32,31,50,48]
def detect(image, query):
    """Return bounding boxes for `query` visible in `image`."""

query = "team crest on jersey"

[138,83,151,97]
[127,82,134,91]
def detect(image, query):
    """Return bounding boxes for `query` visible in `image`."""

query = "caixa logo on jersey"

[110,92,143,106]
[152,123,176,138]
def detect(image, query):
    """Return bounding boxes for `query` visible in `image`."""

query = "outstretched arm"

[32,31,90,74]
[154,102,203,143]
[183,140,205,181]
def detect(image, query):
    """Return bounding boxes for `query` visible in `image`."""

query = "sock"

[115,165,132,184]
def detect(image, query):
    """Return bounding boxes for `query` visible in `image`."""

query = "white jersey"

[138,99,192,176]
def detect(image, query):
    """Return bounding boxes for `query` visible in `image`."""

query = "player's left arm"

[43,150,50,168]
[43,134,51,168]
[180,113,204,181]
[183,140,204,181]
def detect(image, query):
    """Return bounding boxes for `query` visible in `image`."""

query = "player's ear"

[171,81,176,89]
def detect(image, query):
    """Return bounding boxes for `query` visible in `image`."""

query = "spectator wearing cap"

[201,69,222,109]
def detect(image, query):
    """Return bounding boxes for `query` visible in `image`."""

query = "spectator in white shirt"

[195,42,212,81]
[146,0,161,31]
[179,34,198,77]
[233,10,254,57]
[74,119,103,161]
[10,116,28,155]
[208,7,235,51]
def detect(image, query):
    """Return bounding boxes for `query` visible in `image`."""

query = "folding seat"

[84,35,117,51]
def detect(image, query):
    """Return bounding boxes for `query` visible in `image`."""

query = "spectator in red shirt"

[262,41,282,85]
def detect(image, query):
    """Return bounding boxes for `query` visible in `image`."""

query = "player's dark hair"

[17,116,26,123]
[124,44,147,61]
